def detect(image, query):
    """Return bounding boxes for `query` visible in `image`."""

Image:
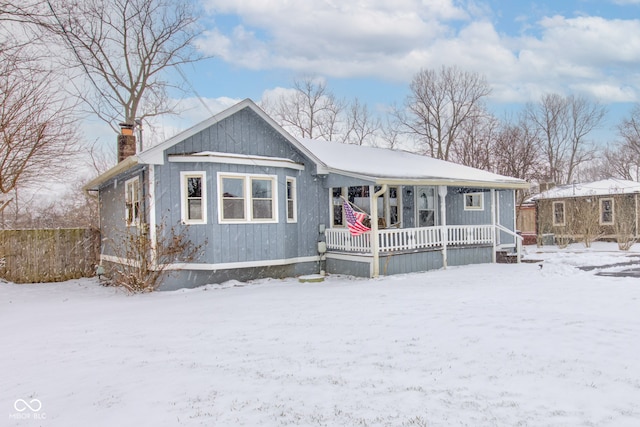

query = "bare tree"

[262,77,344,141]
[451,108,498,170]
[493,118,543,184]
[0,44,78,215]
[398,65,491,160]
[525,93,569,184]
[565,95,605,183]
[342,98,381,145]
[39,0,203,132]
[526,93,604,184]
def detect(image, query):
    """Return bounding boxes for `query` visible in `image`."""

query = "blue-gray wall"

[154,107,329,267]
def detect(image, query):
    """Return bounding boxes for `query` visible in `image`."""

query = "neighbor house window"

[218,173,277,223]
[553,201,565,226]
[464,192,484,211]
[600,198,614,225]
[180,172,206,224]
[125,177,141,226]
[286,177,297,223]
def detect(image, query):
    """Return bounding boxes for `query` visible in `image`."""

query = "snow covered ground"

[2,243,640,426]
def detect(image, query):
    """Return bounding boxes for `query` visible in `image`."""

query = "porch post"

[491,189,497,263]
[371,185,388,277]
[438,185,448,268]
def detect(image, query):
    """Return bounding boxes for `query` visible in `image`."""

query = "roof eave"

[83,156,140,192]
[325,168,529,189]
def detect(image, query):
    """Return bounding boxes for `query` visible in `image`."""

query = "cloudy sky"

[152,0,640,143]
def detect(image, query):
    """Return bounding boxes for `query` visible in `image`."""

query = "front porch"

[323,224,521,278]
[326,224,496,253]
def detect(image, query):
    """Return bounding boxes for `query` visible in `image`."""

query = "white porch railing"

[326,225,499,253]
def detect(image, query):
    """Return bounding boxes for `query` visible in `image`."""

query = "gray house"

[85,99,529,290]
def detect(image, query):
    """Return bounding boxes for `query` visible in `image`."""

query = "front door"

[416,186,436,227]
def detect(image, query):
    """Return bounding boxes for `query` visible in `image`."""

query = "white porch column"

[148,165,157,269]
[491,189,497,263]
[371,184,388,278]
[438,185,448,269]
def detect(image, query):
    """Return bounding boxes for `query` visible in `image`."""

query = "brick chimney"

[118,122,136,163]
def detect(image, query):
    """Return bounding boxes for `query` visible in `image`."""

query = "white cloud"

[198,1,640,104]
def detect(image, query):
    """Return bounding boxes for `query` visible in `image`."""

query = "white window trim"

[600,198,614,225]
[180,171,207,225]
[125,177,141,227]
[552,201,565,226]
[217,172,279,224]
[463,192,484,211]
[286,176,297,223]
[415,186,437,227]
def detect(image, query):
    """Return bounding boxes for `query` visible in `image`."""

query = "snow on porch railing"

[325,225,494,253]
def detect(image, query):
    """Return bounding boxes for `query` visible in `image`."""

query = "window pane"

[188,199,202,220]
[333,204,343,226]
[253,200,273,219]
[287,181,293,199]
[419,210,435,227]
[188,177,202,198]
[223,178,244,198]
[252,179,272,198]
[223,199,245,219]
[287,200,294,219]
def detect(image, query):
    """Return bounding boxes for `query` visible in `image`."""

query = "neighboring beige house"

[532,179,640,246]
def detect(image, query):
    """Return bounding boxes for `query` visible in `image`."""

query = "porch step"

[496,250,518,264]
[496,250,543,264]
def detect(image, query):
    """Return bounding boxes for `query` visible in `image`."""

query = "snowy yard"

[2,243,640,426]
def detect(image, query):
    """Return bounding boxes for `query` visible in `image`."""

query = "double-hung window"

[600,198,614,225]
[125,177,141,226]
[180,172,206,224]
[218,173,278,223]
[286,177,297,223]
[552,201,565,226]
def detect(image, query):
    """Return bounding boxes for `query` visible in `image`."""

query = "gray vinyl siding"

[447,246,493,266]
[157,261,319,291]
[445,188,492,226]
[378,250,444,275]
[98,167,146,258]
[152,106,328,269]
[498,189,516,245]
[326,257,371,278]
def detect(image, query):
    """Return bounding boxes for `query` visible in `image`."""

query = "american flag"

[343,200,370,236]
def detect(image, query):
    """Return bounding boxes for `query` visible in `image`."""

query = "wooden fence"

[0,228,100,283]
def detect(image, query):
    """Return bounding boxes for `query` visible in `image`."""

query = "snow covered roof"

[532,178,640,200]
[85,99,529,191]
[298,138,528,189]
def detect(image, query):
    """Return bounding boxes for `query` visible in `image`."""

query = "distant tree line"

[2,1,640,228]
[262,68,640,201]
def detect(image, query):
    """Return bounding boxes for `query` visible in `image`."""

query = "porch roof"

[298,138,529,190]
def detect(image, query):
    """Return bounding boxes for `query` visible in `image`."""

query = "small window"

[600,198,614,225]
[286,177,297,223]
[125,177,141,226]
[553,201,565,226]
[464,192,484,211]
[218,173,278,223]
[222,176,245,220]
[331,187,344,226]
[181,172,206,224]
[251,178,274,220]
